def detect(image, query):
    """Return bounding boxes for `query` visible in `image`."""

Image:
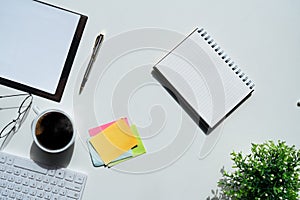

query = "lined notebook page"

[0,0,80,94]
[155,28,252,127]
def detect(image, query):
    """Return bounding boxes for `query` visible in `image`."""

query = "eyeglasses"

[0,93,33,149]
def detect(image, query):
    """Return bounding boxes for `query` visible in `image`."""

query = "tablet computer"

[0,0,87,102]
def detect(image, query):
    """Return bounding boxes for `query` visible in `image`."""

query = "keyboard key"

[14,185,22,192]
[50,178,58,185]
[74,175,85,184]
[65,182,82,192]
[22,179,29,186]
[0,165,5,171]
[36,182,44,190]
[44,185,52,192]
[0,173,7,180]
[22,187,29,194]
[7,157,14,165]
[65,172,74,181]
[36,174,43,182]
[48,169,56,176]
[29,180,37,188]
[59,189,67,196]
[52,195,60,200]
[43,177,50,184]
[67,190,80,199]
[44,193,52,200]
[52,186,59,194]
[29,189,37,196]
[14,158,47,175]
[15,177,23,184]
[14,168,21,176]
[9,191,16,198]
[0,155,6,163]
[24,196,34,200]
[8,175,15,182]
[21,170,28,178]
[1,189,8,196]
[8,182,14,190]
[0,182,7,188]
[6,166,13,173]
[28,173,35,179]
[36,190,44,198]
[16,193,23,200]
[57,180,65,187]
[55,170,65,179]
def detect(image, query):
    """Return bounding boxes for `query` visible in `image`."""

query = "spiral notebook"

[152,28,254,134]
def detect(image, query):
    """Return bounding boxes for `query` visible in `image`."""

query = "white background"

[1,0,300,199]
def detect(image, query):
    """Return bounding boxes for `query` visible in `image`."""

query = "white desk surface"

[1,0,300,199]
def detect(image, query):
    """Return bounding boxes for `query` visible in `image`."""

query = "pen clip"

[94,34,104,49]
[93,35,101,50]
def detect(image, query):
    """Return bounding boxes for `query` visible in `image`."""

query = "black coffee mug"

[32,108,75,153]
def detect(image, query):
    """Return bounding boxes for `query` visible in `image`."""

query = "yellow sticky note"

[108,125,146,167]
[90,119,138,165]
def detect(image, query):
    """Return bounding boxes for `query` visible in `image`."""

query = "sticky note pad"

[89,119,138,165]
[87,118,133,167]
[108,125,146,167]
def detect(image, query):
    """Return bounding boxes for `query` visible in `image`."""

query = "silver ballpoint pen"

[79,34,104,94]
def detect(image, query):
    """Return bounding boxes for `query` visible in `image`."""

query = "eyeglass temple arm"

[0,93,30,98]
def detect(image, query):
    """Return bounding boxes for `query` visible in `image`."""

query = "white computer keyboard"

[0,151,87,200]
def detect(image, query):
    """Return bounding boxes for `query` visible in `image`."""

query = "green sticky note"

[130,125,146,156]
[108,125,146,167]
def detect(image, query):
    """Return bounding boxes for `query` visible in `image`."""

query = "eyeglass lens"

[0,94,32,139]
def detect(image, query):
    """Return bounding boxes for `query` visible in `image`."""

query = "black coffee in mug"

[35,111,73,150]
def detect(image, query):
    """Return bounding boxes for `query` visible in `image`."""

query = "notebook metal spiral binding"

[197,28,255,90]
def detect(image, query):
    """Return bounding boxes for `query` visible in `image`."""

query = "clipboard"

[0,0,88,102]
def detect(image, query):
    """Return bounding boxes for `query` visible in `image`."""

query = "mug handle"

[33,106,41,115]
[31,106,41,131]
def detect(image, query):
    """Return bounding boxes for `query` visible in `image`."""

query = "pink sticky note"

[89,118,129,137]
[89,121,114,137]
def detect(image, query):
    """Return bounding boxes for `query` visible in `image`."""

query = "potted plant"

[208,140,300,199]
